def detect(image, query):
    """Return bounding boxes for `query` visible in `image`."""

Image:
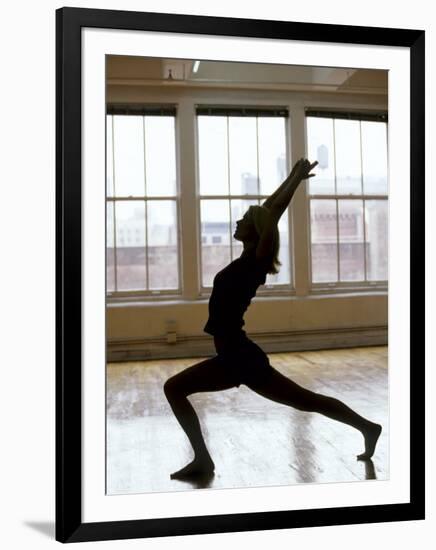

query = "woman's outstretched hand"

[262,158,318,213]
[290,158,318,182]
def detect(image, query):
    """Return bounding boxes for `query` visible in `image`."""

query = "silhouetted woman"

[164,158,382,479]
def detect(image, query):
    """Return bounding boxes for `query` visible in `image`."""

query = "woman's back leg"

[244,364,382,460]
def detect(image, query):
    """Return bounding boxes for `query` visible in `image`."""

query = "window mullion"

[179,99,200,299]
[359,121,368,282]
[362,198,368,281]
[335,198,341,282]
[289,105,310,296]
[143,117,149,290]
[228,199,233,262]
[110,115,118,292]
[226,116,233,262]
[256,116,260,195]
[144,200,149,290]
[309,194,387,201]
[333,119,341,283]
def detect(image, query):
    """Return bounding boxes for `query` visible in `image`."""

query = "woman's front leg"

[163,356,237,478]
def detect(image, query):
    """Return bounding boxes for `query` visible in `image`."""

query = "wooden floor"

[106,346,388,495]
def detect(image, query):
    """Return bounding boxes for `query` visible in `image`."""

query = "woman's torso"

[204,252,269,342]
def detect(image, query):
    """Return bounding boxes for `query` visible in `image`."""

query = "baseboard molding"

[107,325,388,362]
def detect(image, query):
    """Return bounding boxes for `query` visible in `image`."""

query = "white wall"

[0,1,434,549]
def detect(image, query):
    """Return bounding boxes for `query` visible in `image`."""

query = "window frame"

[194,105,295,297]
[106,107,183,299]
[305,110,389,294]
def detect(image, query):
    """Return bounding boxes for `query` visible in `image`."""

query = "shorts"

[213,333,273,387]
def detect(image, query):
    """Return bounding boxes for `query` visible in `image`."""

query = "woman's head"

[234,205,281,274]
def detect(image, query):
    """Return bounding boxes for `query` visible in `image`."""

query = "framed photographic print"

[56,7,425,543]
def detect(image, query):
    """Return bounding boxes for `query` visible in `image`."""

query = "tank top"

[204,251,269,338]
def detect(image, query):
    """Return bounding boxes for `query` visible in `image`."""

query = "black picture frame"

[56,7,425,543]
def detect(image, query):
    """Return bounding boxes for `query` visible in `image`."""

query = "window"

[196,107,291,288]
[106,104,388,301]
[106,106,179,295]
[306,112,388,287]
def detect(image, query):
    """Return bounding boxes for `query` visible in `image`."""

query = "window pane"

[258,117,287,196]
[106,115,114,197]
[365,200,388,280]
[201,200,231,287]
[113,116,145,197]
[307,117,336,195]
[144,116,176,197]
[230,198,258,260]
[338,199,365,281]
[147,200,179,290]
[335,120,362,195]
[266,209,291,286]
[115,201,146,291]
[310,200,338,283]
[198,116,229,195]
[361,121,388,195]
[106,202,115,292]
[229,117,258,195]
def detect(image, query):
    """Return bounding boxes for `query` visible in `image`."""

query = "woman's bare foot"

[357,422,382,460]
[170,456,215,479]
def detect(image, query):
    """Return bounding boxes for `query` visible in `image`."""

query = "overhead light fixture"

[193,60,200,73]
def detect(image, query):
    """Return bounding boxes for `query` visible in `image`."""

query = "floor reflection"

[363,458,377,480]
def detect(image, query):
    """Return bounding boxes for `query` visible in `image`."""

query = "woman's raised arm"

[262,159,318,218]
[256,159,318,261]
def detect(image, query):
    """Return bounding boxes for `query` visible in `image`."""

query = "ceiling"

[106,56,388,95]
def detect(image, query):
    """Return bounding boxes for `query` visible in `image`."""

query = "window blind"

[196,106,289,117]
[305,109,387,122]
